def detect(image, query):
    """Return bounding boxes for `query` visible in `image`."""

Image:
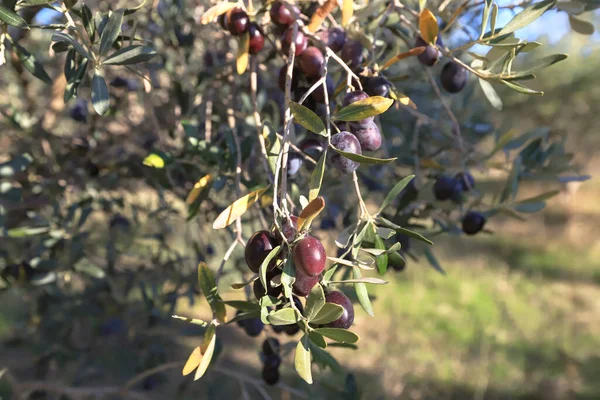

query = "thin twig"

[352,171,368,217]
[215,239,241,285]
[250,58,274,182]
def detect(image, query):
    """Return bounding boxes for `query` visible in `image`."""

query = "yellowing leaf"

[381,47,427,71]
[186,174,212,205]
[342,0,353,26]
[308,0,338,32]
[195,325,217,380]
[419,8,438,45]
[143,153,165,168]
[213,185,270,229]
[182,347,202,376]
[334,96,394,122]
[297,196,325,231]
[389,89,416,109]
[237,32,249,75]
[201,2,237,24]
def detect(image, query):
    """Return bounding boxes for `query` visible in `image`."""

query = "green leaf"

[423,247,445,274]
[281,257,295,298]
[7,226,50,238]
[142,153,166,168]
[515,190,560,204]
[373,235,388,275]
[99,9,124,56]
[490,3,498,34]
[353,267,373,316]
[290,101,327,136]
[92,71,110,115]
[74,262,105,278]
[309,342,342,373]
[13,43,52,85]
[378,217,433,245]
[479,78,502,110]
[333,96,394,121]
[506,54,567,78]
[259,246,281,291]
[0,4,28,28]
[480,0,493,38]
[331,146,397,165]
[305,284,326,321]
[172,315,209,327]
[227,309,261,325]
[82,4,95,42]
[314,328,360,344]
[497,0,556,36]
[197,262,227,323]
[309,150,327,202]
[64,59,89,103]
[569,15,595,34]
[103,45,157,65]
[308,331,327,348]
[51,32,91,59]
[222,300,260,311]
[378,175,414,213]
[267,307,298,325]
[310,303,344,325]
[295,335,313,384]
[512,202,545,213]
[124,0,147,15]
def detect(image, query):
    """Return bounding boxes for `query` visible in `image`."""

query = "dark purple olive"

[245,231,278,273]
[300,46,325,78]
[227,7,249,36]
[454,171,475,191]
[440,61,468,93]
[318,27,346,52]
[262,366,280,385]
[341,39,363,69]
[433,175,462,201]
[348,120,382,151]
[328,131,362,174]
[462,211,486,235]
[415,36,442,66]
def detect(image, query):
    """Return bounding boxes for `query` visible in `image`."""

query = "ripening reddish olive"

[281,27,308,56]
[292,269,320,297]
[324,290,354,329]
[227,7,249,36]
[462,211,486,235]
[245,230,278,273]
[341,39,363,69]
[292,236,326,277]
[300,46,325,78]
[248,23,265,54]
[348,120,382,151]
[270,1,298,26]
[328,132,362,174]
[440,61,468,93]
[415,36,442,66]
[318,27,346,52]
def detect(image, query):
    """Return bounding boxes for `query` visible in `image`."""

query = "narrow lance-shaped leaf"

[51,32,92,59]
[259,245,281,291]
[13,43,52,84]
[353,267,373,316]
[424,247,445,274]
[479,78,503,110]
[496,0,556,37]
[330,277,388,285]
[295,335,313,384]
[378,175,415,213]
[297,196,325,230]
[195,325,217,380]
[331,146,397,165]
[267,307,298,325]
[334,96,394,121]
[505,54,567,79]
[480,0,493,38]
[309,150,327,202]
[82,4,95,42]
[281,257,295,298]
[374,235,388,275]
[0,4,28,28]
[381,47,426,71]
[308,331,327,348]
[186,175,213,205]
[198,262,227,323]
[91,71,110,115]
[99,9,124,56]
[290,102,326,136]
[305,283,326,321]
[342,0,353,26]
[103,45,157,65]
[212,185,270,229]
[569,15,595,35]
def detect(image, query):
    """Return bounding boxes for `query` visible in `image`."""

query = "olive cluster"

[239,218,355,336]
[218,7,265,54]
[415,35,468,93]
[433,172,486,234]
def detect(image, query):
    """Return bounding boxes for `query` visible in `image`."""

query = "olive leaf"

[419,8,438,44]
[305,284,326,321]
[290,102,327,137]
[334,96,394,121]
[314,327,360,343]
[295,334,313,384]
[212,185,270,229]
